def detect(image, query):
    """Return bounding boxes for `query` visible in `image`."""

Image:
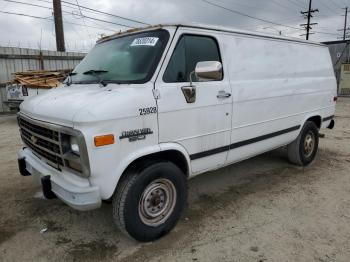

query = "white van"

[17,23,337,241]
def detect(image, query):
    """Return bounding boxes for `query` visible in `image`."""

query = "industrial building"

[323,40,350,96]
[0,46,85,113]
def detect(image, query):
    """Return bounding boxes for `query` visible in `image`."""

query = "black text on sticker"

[131,37,159,46]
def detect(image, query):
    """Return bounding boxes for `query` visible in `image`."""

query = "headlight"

[70,136,80,155]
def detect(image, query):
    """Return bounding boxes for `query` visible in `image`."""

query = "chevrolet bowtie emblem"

[31,136,38,144]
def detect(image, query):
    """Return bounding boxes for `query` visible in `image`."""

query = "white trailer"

[6,84,48,110]
[17,23,337,241]
[5,70,71,110]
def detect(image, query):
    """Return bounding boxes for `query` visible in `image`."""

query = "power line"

[286,0,305,9]
[0,10,52,20]
[269,0,300,12]
[1,0,135,28]
[222,0,294,17]
[318,0,342,15]
[32,0,122,20]
[6,0,133,30]
[291,0,307,8]
[61,0,150,26]
[64,18,117,32]
[80,14,134,28]
[200,0,303,31]
[0,10,117,32]
[33,0,94,13]
[314,30,343,36]
[1,0,90,17]
[328,0,344,10]
[74,0,91,40]
[32,0,53,4]
[1,0,343,43]
[3,0,52,10]
[200,0,340,38]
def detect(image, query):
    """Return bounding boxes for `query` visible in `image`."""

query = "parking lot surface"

[1,98,350,262]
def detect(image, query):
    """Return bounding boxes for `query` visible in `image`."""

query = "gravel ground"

[0,98,350,262]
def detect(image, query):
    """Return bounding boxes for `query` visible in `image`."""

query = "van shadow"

[186,146,342,215]
[114,147,342,262]
[19,147,341,261]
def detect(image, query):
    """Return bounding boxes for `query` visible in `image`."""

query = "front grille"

[18,116,64,169]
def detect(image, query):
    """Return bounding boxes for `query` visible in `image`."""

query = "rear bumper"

[18,148,101,211]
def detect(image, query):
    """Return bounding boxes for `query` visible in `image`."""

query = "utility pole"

[343,7,348,40]
[338,7,349,40]
[53,0,65,52]
[300,0,319,40]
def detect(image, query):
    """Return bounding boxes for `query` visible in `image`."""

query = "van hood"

[20,83,154,127]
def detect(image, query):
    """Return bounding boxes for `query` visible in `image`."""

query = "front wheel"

[287,121,319,166]
[112,161,187,242]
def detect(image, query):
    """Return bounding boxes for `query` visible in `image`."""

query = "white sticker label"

[131,37,159,46]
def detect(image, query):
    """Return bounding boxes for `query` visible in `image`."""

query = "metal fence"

[324,40,350,92]
[0,46,85,112]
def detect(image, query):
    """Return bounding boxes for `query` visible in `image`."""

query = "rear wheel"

[112,161,187,242]
[287,121,319,166]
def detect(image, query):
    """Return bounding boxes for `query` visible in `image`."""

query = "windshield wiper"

[83,70,108,87]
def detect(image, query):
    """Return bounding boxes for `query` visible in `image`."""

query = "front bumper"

[18,148,101,211]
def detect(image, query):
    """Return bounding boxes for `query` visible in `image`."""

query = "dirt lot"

[0,98,350,262]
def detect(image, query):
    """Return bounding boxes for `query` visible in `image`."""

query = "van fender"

[105,143,191,199]
[283,112,322,145]
[159,142,192,175]
[300,112,322,129]
[102,145,162,199]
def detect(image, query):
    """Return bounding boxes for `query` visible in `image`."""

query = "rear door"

[155,28,232,174]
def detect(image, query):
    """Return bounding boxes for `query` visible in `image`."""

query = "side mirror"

[195,61,223,81]
[182,61,222,104]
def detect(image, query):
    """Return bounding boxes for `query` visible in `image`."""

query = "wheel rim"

[303,131,315,158]
[138,178,177,227]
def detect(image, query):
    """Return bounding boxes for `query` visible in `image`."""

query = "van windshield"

[70,29,170,85]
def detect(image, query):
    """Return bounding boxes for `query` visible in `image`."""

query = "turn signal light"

[94,134,115,147]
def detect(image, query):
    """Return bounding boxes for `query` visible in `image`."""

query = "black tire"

[287,121,319,166]
[112,161,187,242]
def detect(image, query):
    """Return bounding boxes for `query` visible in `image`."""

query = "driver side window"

[163,34,222,83]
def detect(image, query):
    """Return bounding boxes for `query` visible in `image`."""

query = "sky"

[0,0,349,52]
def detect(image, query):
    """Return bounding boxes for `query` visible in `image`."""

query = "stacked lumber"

[11,69,72,88]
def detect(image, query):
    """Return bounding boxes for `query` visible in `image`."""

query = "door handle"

[217,91,231,99]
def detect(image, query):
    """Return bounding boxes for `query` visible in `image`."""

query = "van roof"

[98,22,325,47]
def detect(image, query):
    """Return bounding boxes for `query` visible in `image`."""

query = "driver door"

[155,28,232,174]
